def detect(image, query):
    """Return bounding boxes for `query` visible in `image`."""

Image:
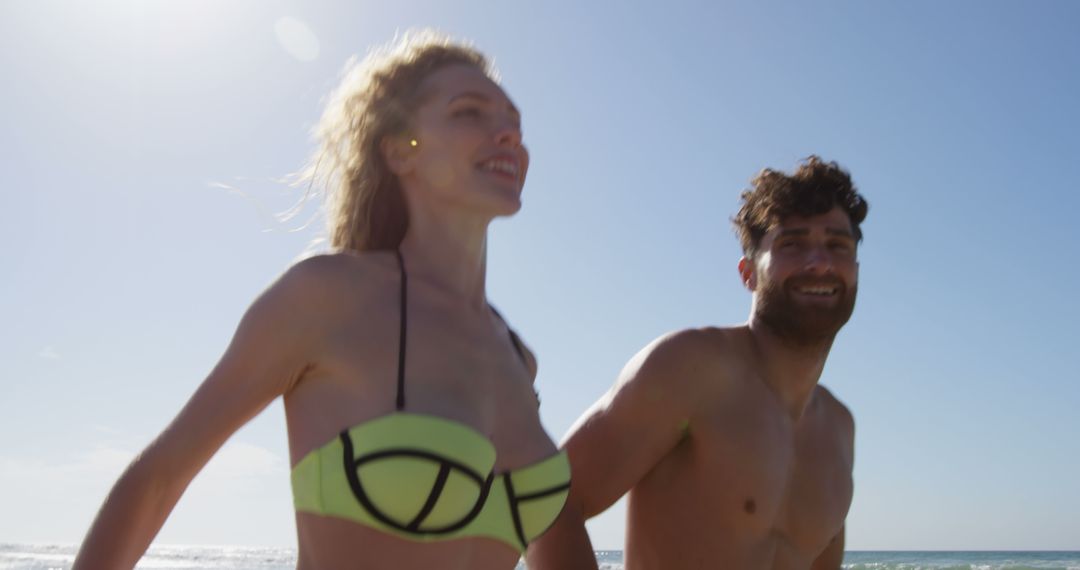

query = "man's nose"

[803,245,834,274]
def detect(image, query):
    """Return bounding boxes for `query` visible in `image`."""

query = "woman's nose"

[494,117,522,147]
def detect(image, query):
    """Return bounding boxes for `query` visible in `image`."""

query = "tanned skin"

[73,65,596,570]
[529,206,857,570]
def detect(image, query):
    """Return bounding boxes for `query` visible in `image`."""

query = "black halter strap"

[489,306,530,370]
[394,251,530,411]
[396,250,408,411]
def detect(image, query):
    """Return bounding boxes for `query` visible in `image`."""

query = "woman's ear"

[381,135,418,176]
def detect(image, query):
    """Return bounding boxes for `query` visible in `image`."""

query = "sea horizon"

[3,543,1079,569]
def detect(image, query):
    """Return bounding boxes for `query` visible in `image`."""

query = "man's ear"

[381,134,417,176]
[738,255,757,291]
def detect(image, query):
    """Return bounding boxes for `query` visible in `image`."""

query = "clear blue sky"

[2,0,1078,551]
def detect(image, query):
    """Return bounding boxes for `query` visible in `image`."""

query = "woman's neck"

[397,202,491,311]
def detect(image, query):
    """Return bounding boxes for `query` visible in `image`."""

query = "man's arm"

[527,330,711,569]
[566,330,710,517]
[525,498,597,570]
[811,526,845,570]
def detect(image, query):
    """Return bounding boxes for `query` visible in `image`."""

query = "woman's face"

[391,64,529,217]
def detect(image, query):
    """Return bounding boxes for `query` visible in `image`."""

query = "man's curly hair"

[732,156,868,256]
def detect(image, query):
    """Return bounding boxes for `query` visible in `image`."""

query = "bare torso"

[625,328,853,569]
[284,252,557,570]
[550,327,853,570]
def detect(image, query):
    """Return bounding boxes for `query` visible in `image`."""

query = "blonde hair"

[302,30,493,252]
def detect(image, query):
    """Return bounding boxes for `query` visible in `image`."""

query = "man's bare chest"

[690,410,853,549]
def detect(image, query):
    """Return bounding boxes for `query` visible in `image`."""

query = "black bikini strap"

[490,306,529,371]
[396,255,526,410]
[491,307,539,407]
[506,328,528,369]
[396,250,407,411]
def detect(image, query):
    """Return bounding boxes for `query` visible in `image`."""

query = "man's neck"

[746,317,834,423]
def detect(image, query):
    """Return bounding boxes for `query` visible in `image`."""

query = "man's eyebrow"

[448,91,520,117]
[826,227,855,238]
[778,228,810,237]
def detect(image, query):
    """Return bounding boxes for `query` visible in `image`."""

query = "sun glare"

[274,16,320,62]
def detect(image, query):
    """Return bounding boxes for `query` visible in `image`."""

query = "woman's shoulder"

[284,250,396,287]
[263,249,399,312]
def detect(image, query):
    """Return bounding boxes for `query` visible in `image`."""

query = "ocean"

[2,544,1078,569]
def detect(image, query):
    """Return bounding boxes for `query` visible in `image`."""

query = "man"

[529,156,868,569]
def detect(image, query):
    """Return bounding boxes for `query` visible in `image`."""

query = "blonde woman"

[74,31,595,570]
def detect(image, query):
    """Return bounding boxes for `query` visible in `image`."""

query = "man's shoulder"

[814,385,855,437]
[650,325,752,368]
[644,325,747,357]
[621,326,750,394]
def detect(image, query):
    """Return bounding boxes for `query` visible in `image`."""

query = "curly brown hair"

[732,156,868,256]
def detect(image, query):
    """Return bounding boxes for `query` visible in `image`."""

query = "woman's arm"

[73,259,328,569]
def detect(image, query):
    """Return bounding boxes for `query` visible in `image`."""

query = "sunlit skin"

[292,65,545,570]
[744,207,859,351]
[530,206,858,570]
[73,64,594,570]
[393,66,530,222]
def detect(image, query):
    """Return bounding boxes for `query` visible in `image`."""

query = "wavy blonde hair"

[303,30,493,251]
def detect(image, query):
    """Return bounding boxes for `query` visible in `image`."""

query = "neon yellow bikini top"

[290,252,570,553]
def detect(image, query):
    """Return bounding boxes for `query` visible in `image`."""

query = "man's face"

[741,206,860,346]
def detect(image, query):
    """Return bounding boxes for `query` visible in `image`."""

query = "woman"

[73,31,594,570]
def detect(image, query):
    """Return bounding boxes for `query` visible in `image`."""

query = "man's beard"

[755,274,857,348]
